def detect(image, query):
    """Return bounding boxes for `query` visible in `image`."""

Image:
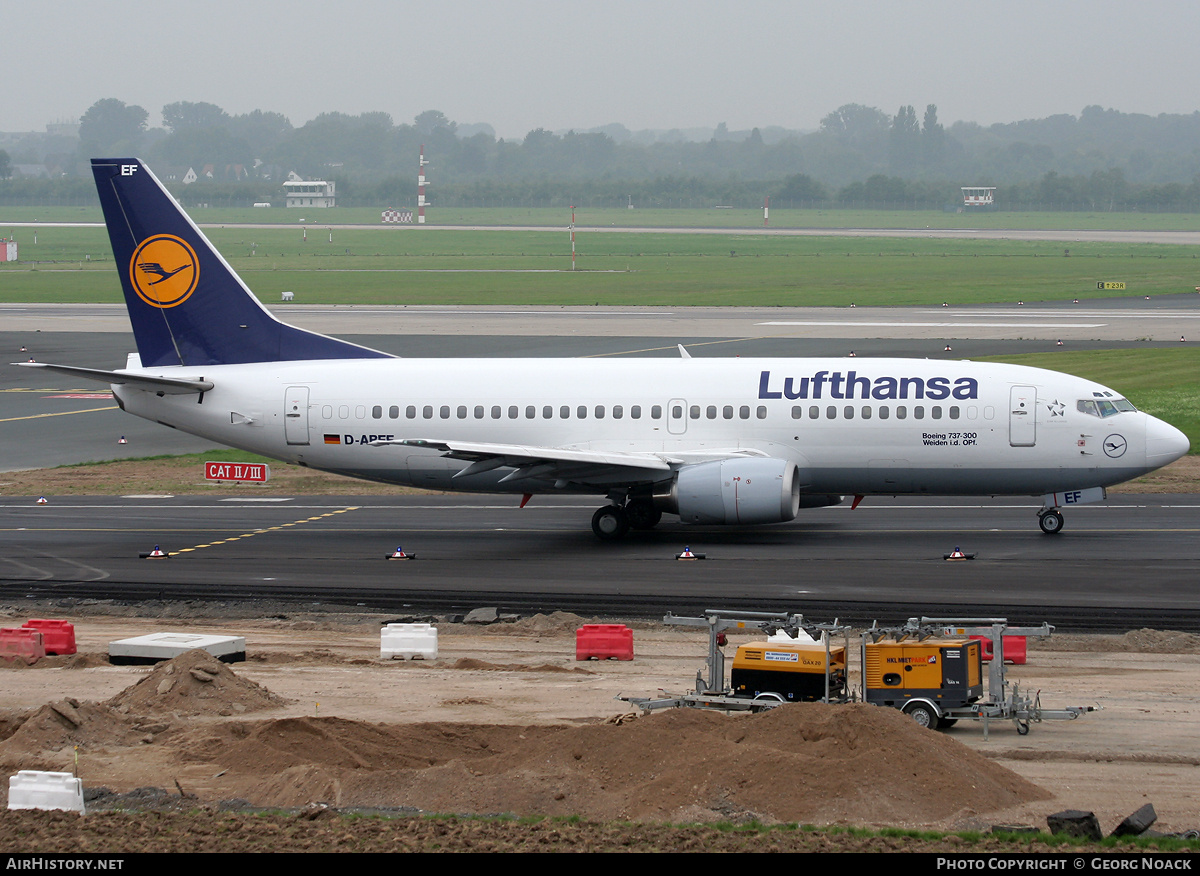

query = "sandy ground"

[2,604,1199,852]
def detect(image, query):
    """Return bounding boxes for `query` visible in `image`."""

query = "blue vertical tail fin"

[91,158,389,367]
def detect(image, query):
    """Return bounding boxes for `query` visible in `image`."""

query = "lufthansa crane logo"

[1103,434,1128,458]
[129,235,199,308]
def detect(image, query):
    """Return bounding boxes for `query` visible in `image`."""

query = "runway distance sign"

[204,461,271,482]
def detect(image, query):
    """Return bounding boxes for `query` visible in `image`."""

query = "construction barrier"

[576,624,634,661]
[973,634,1028,665]
[0,628,46,665]
[21,619,76,655]
[380,623,438,660]
[7,771,85,813]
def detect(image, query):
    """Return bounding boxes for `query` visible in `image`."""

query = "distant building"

[283,173,336,208]
[961,186,996,209]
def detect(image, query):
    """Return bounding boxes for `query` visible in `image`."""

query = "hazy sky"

[8,0,1200,137]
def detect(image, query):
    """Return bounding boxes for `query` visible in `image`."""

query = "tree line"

[4,98,1200,211]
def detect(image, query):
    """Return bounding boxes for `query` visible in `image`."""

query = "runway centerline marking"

[167,506,360,556]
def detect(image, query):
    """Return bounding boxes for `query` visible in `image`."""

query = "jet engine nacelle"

[657,458,801,525]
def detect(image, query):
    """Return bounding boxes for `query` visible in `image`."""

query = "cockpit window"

[1078,397,1137,417]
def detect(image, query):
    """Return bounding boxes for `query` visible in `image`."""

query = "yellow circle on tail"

[129,235,199,308]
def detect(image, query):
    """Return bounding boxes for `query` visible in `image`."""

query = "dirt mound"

[450,657,592,674]
[1043,629,1200,653]
[149,704,1048,824]
[0,699,145,765]
[105,649,290,717]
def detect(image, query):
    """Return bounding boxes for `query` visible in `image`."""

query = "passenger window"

[525,405,535,419]
[613,405,623,419]
[355,405,366,419]
[651,405,662,419]
[809,406,819,419]
[672,405,682,419]
[861,406,871,419]
[474,405,485,419]
[389,406,399,419]
[723,405,734,419]
[896,406,907,420]
[422,405,433,419]
[595,405,605,419]
[577,406,588,419]
[706,405,717,419]
[879,406,889,420]
[827,406,837,419]
[560,405,570,418]
[931,406,942,419]
[440,405,451,419]
[508,405,518,419]
[339,405,349,419]
[322,405,333,419]
[689,405,700,419]
[740,405,750,419]
[406,405,416,419]
[949,406,960,419]
[791,406,802,419]
[457,405,467,419]
[914,406,925,419]
[372,405,382,419]
[491,405,502,419]
[756,406,767,419]
[844,405,854,419]
[631,405,642,419]
[543,405,553,419]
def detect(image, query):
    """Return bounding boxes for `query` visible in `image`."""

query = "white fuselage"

[112,356,1186,499]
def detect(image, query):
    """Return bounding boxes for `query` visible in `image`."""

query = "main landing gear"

[1038,508,1065,535]
[591,498,662,540]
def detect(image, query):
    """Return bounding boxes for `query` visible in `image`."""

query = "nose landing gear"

[1038,508,1065,535]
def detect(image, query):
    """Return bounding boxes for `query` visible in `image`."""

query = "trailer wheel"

[1016,719,1030,735]
[751,692,784,713]
[903,702,938,729]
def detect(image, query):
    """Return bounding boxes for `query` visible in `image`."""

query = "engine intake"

[656,458,801,525]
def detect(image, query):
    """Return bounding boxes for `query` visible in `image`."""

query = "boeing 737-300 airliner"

[18,159,1190,539]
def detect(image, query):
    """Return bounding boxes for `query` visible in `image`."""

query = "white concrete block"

[108,632,246,664]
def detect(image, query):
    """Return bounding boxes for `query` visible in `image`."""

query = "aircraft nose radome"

[1145,416,1190,469]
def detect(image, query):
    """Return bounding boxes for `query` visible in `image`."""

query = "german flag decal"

[323,434,341,445]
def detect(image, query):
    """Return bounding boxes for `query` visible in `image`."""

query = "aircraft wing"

[373,438,675,487]
[14,362,214,394]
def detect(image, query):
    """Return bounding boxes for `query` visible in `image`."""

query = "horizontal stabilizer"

[15,362,213,394]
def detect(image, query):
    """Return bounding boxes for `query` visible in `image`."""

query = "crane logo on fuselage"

[129,234,199,309]
[758,370,979,401]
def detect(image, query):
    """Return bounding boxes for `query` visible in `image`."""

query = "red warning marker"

[36,496,48,505]
[118,436,127,445]
[386,546,416,560]
[141,545,169,559]
[943,546,976,561]
[676,546,706,560]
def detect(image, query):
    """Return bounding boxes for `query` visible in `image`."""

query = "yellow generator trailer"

[863,634,982,729]
[731,640,847,704]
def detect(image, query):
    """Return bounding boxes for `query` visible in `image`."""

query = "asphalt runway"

[2,493,1198,630]
[2,298,1198,628]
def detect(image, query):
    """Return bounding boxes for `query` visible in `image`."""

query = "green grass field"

[6,204,1200,231]
[2,224,1198,307]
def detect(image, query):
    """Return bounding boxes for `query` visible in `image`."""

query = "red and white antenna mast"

[569,205,576,271]
[417,145,429,224]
